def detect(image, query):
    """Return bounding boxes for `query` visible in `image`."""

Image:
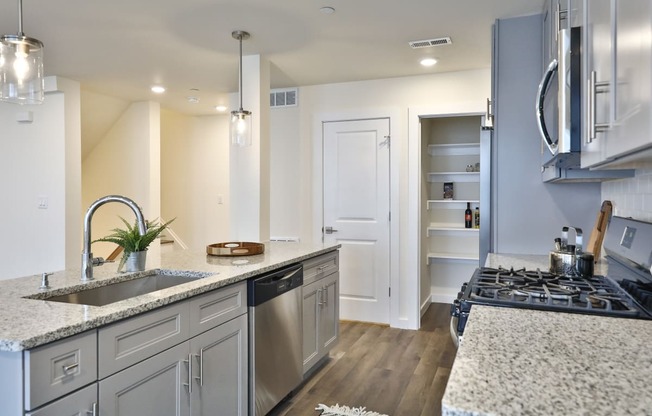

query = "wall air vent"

[408,37,452,49]
[270,88,298,108]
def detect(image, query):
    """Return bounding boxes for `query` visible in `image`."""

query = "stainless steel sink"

[38,272,204,307]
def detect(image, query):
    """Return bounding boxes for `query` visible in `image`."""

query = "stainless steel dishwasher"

[248,263,303,416]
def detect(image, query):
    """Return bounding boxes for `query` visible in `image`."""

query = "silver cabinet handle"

[588,70,610,142]
[323,286,328,306]
[183,353,192,393]
[62,362,79,375]
[194,351,204,387]
[86,402,98,416]
[317,288,323,306]
[323,226,338,234]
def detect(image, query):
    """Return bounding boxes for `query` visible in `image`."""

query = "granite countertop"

[0,242,339,352]
[442,252,651,415]
[442,305,652,416]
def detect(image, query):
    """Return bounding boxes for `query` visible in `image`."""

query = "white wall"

[82,101,161,259]
[0,77,81,280]
[602,169,652,222]
[160,110,231,250]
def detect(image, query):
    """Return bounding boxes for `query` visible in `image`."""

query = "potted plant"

[94,217,175,272]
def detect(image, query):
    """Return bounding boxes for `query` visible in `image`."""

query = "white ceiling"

[1,0,544,116]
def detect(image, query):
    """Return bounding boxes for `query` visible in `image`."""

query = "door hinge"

[389,287,391,297]
[388,212,391,222]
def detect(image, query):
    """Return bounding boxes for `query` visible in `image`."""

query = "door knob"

[323,226,338,234]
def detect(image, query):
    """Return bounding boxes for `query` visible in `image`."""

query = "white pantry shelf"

[428,172,480,183]
[427,252,480,262]
[428,143,480,156]
[427,200,480,210]
[427,225,479,234]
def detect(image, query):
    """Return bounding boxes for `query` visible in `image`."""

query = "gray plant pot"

[124,251,147,272]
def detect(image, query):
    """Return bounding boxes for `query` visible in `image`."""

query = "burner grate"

[465,266,642,317]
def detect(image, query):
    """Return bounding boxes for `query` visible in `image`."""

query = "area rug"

[315,403,389,416]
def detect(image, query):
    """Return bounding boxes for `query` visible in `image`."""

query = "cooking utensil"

[586,200,613,261]
[550,226,584,276]
[576,253,595,277]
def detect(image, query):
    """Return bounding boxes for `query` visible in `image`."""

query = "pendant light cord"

[238,34,243,112]
[17,0,24,36]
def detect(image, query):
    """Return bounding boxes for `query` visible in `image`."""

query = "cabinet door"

[319,272,340,353]
[581,0,613,167]
[190,314,247,416]
[606,0,652,159]
[302,279,321,374]
[26,383,97,416]
[99,342,191,416]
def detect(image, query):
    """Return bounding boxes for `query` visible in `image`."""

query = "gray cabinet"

[99,342,191,416]
[190,314,247,416]
[581,0,614,167]
[26,384,97,416]
[581,0,652,168]
[302,252,339,375]
[98,282,248,416]
[607,0,652,161]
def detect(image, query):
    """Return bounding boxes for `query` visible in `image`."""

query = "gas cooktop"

[451,217,652,341]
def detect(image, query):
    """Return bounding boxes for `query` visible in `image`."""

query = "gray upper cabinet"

[582,0,652,168]
[581,0,612,168]
[608,0,652,161]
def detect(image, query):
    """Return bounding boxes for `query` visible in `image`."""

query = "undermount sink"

[34,271,207,307]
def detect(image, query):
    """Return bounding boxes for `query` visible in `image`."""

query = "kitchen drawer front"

[98,302,189,379]
[26,383,97,416]
[189,281,247,337]
[302,251,339,286]
[24,330,98,410]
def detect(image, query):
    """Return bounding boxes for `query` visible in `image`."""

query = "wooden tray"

[206,242,265,257]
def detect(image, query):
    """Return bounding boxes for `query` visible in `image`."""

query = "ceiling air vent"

[270,88,298,108]
[408,36,452,49]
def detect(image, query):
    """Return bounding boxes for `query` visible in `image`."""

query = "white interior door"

[323,118,390,324]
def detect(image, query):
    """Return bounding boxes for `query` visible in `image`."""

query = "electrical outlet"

[37,196,48,209]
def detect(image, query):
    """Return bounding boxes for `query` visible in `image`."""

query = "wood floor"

[272,303,457,416]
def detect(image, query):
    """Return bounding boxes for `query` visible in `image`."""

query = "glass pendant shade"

[230,109,252,146]
[230,30,252,147]
[0,0,45,105]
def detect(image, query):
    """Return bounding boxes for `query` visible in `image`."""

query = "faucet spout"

[82,195,147,281]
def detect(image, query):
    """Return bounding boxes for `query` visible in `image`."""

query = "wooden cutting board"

[586,200,613,260]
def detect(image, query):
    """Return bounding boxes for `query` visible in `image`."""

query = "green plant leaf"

[92,216,176,256]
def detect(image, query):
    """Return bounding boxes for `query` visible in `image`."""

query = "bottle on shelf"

[464,202,472,229]
[474,206,480,229]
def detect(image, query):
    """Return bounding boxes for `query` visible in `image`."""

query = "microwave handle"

[536,59,559,155]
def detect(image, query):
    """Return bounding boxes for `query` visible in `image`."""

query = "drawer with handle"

[23,330,98,410]
[302,251,339,286]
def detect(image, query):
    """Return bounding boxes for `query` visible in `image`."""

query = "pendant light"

[230,30,252,147]
[0,0,45,104]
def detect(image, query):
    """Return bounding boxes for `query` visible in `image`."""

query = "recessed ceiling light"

[151,85,166,94]
[215,105,228,112]
[420,58,438,67]
[320,6,335,14]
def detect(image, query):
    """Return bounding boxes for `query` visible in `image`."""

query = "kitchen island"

[442,253,652,415]
[0,241,338,352]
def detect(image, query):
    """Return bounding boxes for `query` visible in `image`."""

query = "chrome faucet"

[82,195,147,281]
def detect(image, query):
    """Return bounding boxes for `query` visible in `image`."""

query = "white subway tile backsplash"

[603,169,652,223]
